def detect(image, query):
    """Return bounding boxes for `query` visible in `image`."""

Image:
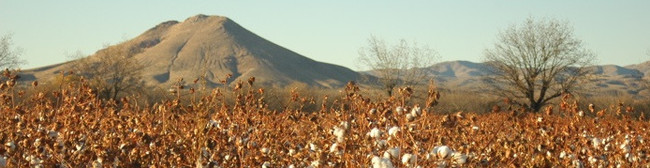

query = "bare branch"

[357,36,437,96]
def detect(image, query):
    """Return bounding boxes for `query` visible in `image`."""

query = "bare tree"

[73,43,145,100]
[483,17,595,112]
[0,34,24,69]
[358,36,437,96]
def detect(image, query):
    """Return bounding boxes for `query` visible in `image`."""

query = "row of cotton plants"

[1,77,650,167]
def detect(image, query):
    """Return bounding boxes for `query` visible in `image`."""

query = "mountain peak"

[183,14,230,24]
[21,15,362,88]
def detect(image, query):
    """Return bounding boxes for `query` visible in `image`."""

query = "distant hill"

[21,14,363,88]
[365,60,650,97]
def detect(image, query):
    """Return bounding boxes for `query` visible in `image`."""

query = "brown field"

[1,72,649,167]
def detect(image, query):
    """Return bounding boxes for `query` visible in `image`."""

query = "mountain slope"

[22,14,362,88]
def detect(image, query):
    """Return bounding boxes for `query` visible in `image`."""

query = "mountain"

[21,14,362,88]
[365,60,650,97]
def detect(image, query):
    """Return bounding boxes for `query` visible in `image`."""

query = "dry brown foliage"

[1,71,649,167]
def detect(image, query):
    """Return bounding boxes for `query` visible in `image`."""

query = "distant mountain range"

[18,14,650,97]
[416,60,650,96]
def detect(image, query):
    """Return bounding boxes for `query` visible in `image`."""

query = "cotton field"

[0,73,649,167]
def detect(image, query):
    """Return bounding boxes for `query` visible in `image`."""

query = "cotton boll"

[368,128,382,139]
[388,126,400,137]
[592,138,601,149]
[406,113,416,121]
[92,157,103,168]
[261,161,271,168]
[310,160,320,167]
[452,152,467,164]
[260,147,270,155]
[206,120,219,129]
[385,147,400,159]
[369,108,377,115]
[333,126,346,142]
[620,144,631,153]
[472,126,479,131]
[434,146,452,159]
[396,107,405,115]
[371,155,394,168]
[401,153,416,166]
[578,111,584,117]
[588,156,597,164]
[329,143,340,154]
[4,141,15,150]
[309,143,319,152]
[573,160,584,168]
[410,106,421,116]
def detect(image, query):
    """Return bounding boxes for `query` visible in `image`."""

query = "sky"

[1,1,649,70]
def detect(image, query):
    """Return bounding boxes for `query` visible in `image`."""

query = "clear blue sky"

[1,1,649,70]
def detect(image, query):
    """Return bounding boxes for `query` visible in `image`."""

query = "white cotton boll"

[452,152,467,164]
[573,160,584,168]
[401,153,416,166]
[406,113,416,121]
[333,126,346,142]
[5,141,15,150]
[27,155,43,166]
[309,143,319,152]
[588,156,597,164]
[92,157,103,168]
[396,107,405,115]
[472,126,479,131]
[33,138,42,148]
[329,143,339,153]
[578,111,584,117]
[260,147,270,155]
[75,143,84,152]
[287,164,295,168]
[371,155,394,168]
[411,106,421,116]
[434,146,452,159]
[369,108,377,115]
[559,151,566,159]
[311,160,320,167]
[288,149,296,156]
[261,161,271,168]
[620,144,631,153]
[385,147,400,159]
[368,128,382,139]
[592,138,601,149]
[340,121,350,130]
[388,126,400,137]
[206,120,219,129]
[537,117,544,123]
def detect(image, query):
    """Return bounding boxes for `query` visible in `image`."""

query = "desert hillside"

[21,14,363,88]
